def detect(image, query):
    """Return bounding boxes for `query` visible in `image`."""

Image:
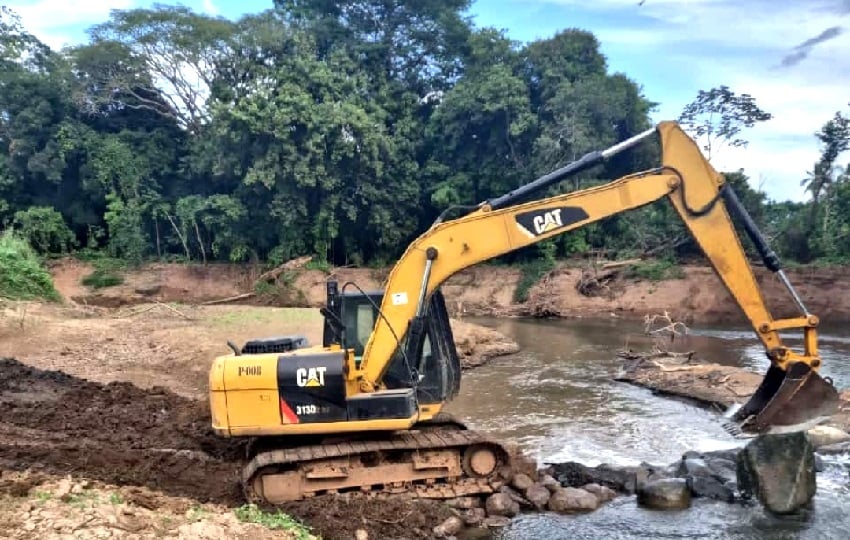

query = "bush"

[0,230,61,301]
[77,251,127,289]
[12,206,76,255]
[624,258,684,281]
[513,258,556,303]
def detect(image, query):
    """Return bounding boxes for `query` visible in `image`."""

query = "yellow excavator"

[208,121,840,504]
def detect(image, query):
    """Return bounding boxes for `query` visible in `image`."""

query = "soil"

[0,261,524,540]
[0,357,245,505]
[58,257,850,325]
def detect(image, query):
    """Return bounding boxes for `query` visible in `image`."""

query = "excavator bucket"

[727,362,840,436]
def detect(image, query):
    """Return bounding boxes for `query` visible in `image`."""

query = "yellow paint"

[219,413,420,437]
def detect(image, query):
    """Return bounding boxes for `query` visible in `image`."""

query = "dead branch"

[254,255,313,286]
[600,258,641,270]
[199,292,256,306]
[153,300,195,320]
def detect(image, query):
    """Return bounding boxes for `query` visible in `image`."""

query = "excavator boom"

[358,121,839,434]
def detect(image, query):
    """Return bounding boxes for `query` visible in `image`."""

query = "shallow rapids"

[445,317,850,539]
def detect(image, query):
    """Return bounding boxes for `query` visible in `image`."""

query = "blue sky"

[7,0,850,202]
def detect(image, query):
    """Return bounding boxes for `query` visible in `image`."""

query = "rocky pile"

[428,470,618,538]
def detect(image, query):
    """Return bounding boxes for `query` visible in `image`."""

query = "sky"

[5,0,850,202]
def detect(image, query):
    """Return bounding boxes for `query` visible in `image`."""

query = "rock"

[482,516,511,528]
[511,473,534,491]
[705,457,737,482]
[540,474,561,493]
[433,516,464,538]
[549,462,636,493]
[807,425,850,448]
[354,530,369,540]
[737,431,816,514]
[677,458,710,478]
[485,493,519,517]
[636,478,691,510]
[460,507,486,527]
[525,484,551,509]
[54,477,73,500]
[499,485,532,509]
[134,283,162,296]
[547,487,599,513]
[582,483,617,503]
[24,522,36,532]
[690,476,735,502]
[817,440,850,455]
[634,462,671,489]
[445,496,481,509]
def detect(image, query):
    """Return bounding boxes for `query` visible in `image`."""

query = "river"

[445,316,850,540]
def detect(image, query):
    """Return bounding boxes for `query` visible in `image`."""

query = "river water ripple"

[445,317,850,539]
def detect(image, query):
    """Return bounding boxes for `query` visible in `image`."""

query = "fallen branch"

[154,300,195,320]
[254,255,312,286]
[600,258,641,270]
[199,292,256,306]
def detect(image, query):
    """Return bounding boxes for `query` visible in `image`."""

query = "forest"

[1,1,849,273]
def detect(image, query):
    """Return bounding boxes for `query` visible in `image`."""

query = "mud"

[0,357,538,539]
[0,357,246,505]
[279,493,455,540]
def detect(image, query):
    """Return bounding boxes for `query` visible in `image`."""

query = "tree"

[87,5,237,134]
[801,110,850,259]
[677,85,772,160]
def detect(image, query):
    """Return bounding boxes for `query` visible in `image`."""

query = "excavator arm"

[358,121,839,434]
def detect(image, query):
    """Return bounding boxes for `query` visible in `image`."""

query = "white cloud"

[538,0,850,201]
[201,0,219,15]
[5,0,137,50]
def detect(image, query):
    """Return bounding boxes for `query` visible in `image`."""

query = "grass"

[77,251,127,289]
[203,307,321,328]
[513,258,557,303]
[624,259,685,281]
[0,230,62,301]
[234,504,314,539]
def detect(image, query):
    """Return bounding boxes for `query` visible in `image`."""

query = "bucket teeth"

[728,361,839,435]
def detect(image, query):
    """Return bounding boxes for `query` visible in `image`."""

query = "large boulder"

[737,431,816,514]
[636,478,691,510]
[548,462,639,493]
[485,492,520,517]
[806,425,850,448]
[547,487,599,513]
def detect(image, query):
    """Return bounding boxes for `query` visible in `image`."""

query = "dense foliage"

[1,3,848,268]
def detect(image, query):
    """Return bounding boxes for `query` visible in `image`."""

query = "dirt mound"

[279,493,455,540]
[0,357,246,505]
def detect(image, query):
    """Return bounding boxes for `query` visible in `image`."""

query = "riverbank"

[615,351,850,439]
[49,257,850,325]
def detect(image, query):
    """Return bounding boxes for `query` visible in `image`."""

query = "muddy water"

[445,317,850,539]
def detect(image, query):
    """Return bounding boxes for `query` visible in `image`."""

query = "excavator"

[208,121,840,504]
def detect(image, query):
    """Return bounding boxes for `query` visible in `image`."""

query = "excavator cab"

[321,281,462,407]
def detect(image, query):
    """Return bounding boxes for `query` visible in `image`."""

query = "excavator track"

[242,415,513,503]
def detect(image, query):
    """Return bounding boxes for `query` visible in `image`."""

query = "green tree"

[677,85,772,160]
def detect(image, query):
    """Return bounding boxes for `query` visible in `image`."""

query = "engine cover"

[277,351,347,423]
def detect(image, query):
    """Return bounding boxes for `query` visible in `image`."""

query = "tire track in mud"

[0,357,246,505]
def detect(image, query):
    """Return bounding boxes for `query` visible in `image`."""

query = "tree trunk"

[194,221,206,264]
[165,213,191,261]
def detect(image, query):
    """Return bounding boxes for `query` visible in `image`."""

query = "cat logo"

[533,209,564,234]
[515,206,589,238]
[296,366,327,387]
